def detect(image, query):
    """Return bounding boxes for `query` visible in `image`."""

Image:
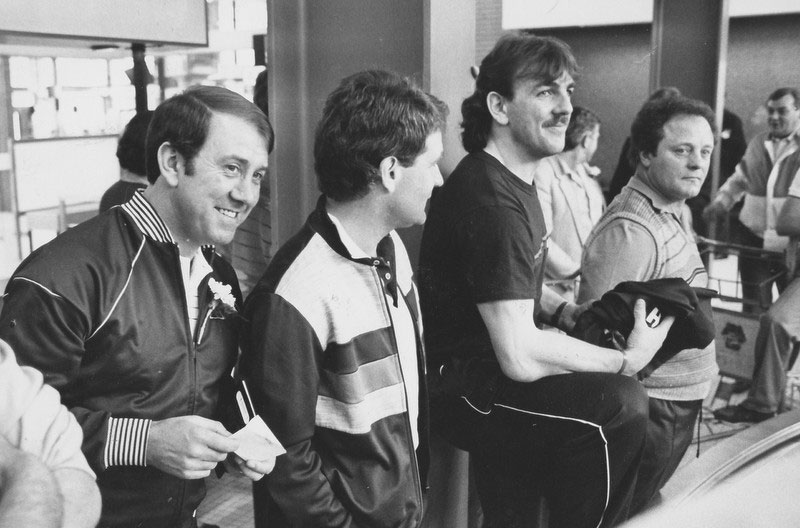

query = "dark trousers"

[434,372,649,528]
[630,398,702,514]
[732,224,788,313]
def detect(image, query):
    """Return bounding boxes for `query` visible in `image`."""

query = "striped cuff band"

[104,417,152,468]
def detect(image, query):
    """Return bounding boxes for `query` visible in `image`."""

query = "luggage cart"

[698,236,787,382]
[693,238,789,441]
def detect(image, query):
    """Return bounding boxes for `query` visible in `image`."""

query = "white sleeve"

[788,169,800,198]
[0,340,94,478]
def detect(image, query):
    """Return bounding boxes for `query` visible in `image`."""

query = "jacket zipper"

[372,266,424,521]
[174,248,200,522]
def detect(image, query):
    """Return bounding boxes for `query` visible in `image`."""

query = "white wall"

[503,0,800,29]
[14,136,118,211]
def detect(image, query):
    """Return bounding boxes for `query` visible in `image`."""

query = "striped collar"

[628,174,685,218]
[121,191,176,244]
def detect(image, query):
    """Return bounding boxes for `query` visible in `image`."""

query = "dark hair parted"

[314,70,448,202]
[145,85,274,184]
[461,33,577,153]
[117,111,153,176]
[628,95,717,167]
[564,106,600,151]
[768,87,800,106]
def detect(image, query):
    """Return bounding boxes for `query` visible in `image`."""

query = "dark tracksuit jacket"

[0,192,241,527]
[239,198,429,528]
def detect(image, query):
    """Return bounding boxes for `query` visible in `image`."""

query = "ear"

[639,150,652,168]
[378,156,399,193]
[486,92,510,126]
[156,142,182,187]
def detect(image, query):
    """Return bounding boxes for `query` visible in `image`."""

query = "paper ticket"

[231,415,286,461]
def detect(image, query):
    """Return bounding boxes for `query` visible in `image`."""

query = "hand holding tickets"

[231,416,286,461]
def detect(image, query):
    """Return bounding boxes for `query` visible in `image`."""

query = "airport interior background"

[3,1,800,526]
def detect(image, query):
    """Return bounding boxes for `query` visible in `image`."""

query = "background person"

[714,182,800,423]
[704,87,800,312]
[534,105,605,301]
[99,111,153,213]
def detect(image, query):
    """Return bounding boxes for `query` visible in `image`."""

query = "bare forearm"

[479,300,624,382]
[479,299,672,382]
[519,325,624,379]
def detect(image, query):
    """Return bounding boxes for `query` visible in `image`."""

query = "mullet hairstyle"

[461,33,578,153]
[564,106,601,151]
[629,94,717,167]
[314,70,448,202]
[145,85,275,183]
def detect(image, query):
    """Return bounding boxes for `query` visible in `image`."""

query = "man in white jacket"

[704,87,800,311]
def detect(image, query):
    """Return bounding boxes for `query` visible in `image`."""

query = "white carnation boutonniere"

[208,278,238,318]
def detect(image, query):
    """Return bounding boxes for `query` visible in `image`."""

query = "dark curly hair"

[461,33,577,153]
[314,70,447,202]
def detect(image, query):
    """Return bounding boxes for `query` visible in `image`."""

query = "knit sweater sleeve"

[578,218,658,303]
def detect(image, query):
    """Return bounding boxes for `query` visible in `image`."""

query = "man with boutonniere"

[0,85,276,528]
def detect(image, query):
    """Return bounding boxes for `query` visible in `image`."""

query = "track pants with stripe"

[432,371,649,528]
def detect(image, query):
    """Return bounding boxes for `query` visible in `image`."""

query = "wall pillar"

[651,0,729,199]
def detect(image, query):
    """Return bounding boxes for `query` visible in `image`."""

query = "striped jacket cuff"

[104,417,152,468]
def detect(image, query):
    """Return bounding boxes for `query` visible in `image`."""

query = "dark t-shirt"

[419,151,548,369]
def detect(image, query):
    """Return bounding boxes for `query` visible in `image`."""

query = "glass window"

[55,58,108,88]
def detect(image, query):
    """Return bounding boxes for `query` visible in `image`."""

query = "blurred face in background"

[767,94,800,139]
[583,124,600,163]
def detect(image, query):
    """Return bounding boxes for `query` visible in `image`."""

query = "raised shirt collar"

[327,212,370,259]
[628,174,685,217]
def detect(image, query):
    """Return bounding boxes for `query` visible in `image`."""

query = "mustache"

[543,115,571,127]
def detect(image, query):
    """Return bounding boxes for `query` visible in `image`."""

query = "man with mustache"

[578,94,719,513]
[418,34,673,527]
[704,88,800,312]
[0,86,276,527]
